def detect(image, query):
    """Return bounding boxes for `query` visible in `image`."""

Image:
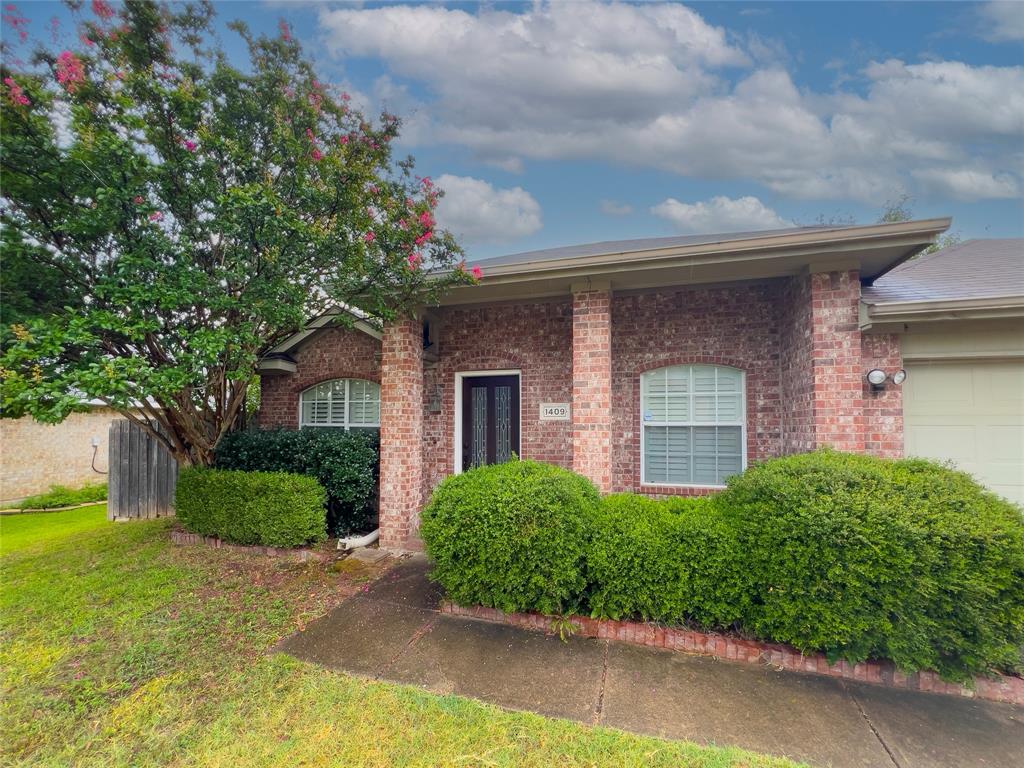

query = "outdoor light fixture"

[866,369,887,388]
[866,368,907,392]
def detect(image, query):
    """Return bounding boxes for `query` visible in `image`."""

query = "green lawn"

[0,506,803,767]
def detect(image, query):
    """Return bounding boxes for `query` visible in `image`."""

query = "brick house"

[258,218,958,550]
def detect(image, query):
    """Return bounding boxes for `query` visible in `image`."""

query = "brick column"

[571,282,612,492]
[378,315,423,551]
[862,332,903,457]
[808,269,865,452]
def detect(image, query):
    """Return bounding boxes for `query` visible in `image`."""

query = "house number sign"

[539,403,570,421]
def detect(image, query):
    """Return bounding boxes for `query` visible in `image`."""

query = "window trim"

[298,378,381,430]
[639,365,747,489]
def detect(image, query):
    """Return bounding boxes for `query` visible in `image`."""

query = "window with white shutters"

[641,365,745,486]
[299,379,380,431]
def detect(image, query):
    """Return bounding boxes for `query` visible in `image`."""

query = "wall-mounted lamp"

[866,368,907,392]
[427,383,442,413]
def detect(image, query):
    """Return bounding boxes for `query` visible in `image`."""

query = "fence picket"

[107,420,178,520]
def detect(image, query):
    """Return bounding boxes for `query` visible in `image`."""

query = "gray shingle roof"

[473,226,824,268]
[862,239,1024,305]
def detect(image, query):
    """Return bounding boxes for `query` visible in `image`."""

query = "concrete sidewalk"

[279,556,1024,768]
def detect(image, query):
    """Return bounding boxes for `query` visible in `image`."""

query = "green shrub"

[215,429,378,536]
[175,468,327,548]
[8,482,107,510]
[586,494,739,626]
[715,450,1024,680]
[585,494,684,621]
[420,459,599,615]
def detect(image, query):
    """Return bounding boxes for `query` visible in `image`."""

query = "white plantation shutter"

[641,365,745,486]
[299,379,380,430]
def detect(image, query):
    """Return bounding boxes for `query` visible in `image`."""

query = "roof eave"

[443,218,952,283]
[861,294,1024,329]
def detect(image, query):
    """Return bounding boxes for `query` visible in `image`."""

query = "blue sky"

[22,1,1024,258]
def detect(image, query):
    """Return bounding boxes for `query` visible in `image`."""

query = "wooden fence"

[107,419,178,520]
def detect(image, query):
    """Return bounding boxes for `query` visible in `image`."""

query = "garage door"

[904,360,1024,505]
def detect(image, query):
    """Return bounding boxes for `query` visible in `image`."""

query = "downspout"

[337,528,380,551]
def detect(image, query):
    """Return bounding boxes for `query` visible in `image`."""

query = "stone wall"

[1,407,119,503]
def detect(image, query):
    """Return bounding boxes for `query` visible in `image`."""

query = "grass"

[2,482,107,510]
[0,506,804,767]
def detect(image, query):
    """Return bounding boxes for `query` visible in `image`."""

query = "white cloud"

[434,175,542,245]
[651,195,788,233]
[912,168,1021,200]
[318,2,1023,204]
[978,2,1024,42]
[600,199,633,216]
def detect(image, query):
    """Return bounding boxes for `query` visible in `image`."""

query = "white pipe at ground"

[337,528,380,551]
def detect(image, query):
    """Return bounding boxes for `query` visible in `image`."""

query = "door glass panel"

[495,385,512,463]
[471,386,488,468]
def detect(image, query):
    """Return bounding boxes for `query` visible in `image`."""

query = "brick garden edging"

[169,529,332,563]
[441,602,1024,707]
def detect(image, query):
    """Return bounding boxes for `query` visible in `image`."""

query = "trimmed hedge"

[419,459,600,615]
[586,494,739,627]
[175,468,327,548]
[215,429,378,536]
[422,451,1024,681]
[716,451,1024,681]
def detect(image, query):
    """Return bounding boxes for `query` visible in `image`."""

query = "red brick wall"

[258,326,381,428]
[422,299,574,498]
[610,283,784,495]
[808,270,865,452]
[862,332,903,457]
[572,288,613,492]
[779,273,816,454]
[379,318,423,550]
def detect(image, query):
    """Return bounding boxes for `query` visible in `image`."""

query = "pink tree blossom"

[363,231,375,244]
[148,211,163,222]
[471,265,483,280]
[55,51,86,93]
[3,77,30,107]
[2,4,29,43]
[91,0,115,21]
[408,252,422,269]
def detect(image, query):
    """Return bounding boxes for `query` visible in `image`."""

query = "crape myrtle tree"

[0,0,476,466]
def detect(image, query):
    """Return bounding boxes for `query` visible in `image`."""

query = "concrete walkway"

[279,556,1024,768]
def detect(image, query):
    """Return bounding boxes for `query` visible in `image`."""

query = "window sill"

[640,482,726,491]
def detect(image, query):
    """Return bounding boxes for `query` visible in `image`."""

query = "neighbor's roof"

[473,226,819,269]
[863,239,1024,305]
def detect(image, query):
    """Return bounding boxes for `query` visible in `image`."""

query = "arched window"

[641,365,745,486]
[300,379,380,431]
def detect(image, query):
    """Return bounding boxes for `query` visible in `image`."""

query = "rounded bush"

[586,494,739,626]
[420,459,599,615]
[714,450,1024,680]
[215,429,378,536]
[176,467,327,548]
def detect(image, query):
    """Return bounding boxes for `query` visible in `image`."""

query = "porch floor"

[278,556,1024,768]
